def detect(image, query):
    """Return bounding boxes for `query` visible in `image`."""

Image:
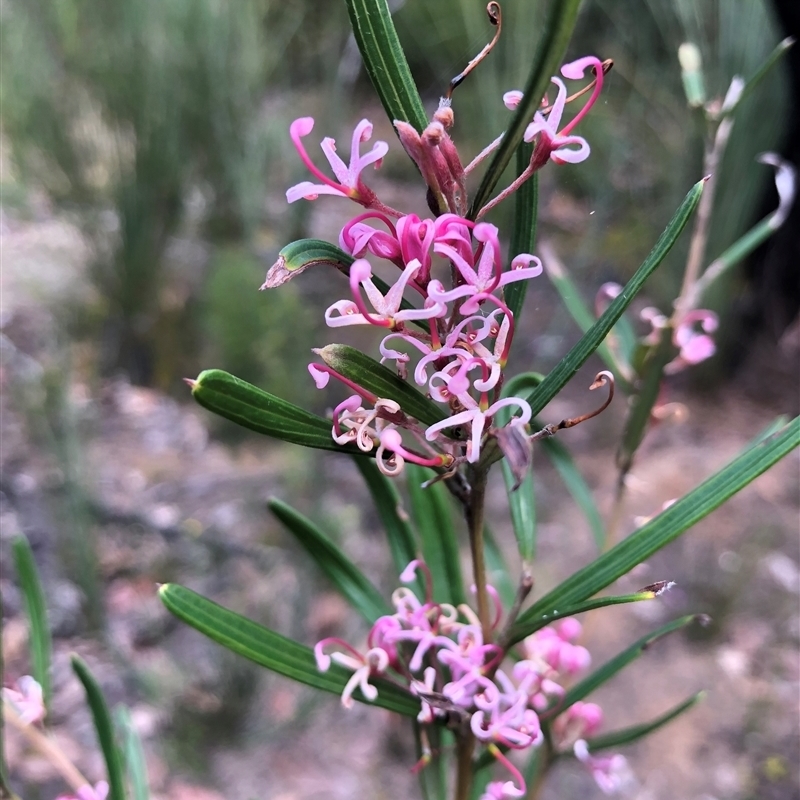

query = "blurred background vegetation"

[1,0,790,392]
[1,0,796,796]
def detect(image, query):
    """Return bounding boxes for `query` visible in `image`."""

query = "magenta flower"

[55,783,109,800]
[286,117,388,207]
[553,700,604,747]
[324,258,446,329]
[2,675,45,725]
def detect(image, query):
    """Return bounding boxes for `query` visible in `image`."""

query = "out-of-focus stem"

[675,114,734,315]
[466,468,491,640]
[3,703,89,792]
[454,732,476,800]
[498,567,533,649]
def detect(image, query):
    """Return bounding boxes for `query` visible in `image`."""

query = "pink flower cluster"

[278,57,608,476]
[315,561,628,797]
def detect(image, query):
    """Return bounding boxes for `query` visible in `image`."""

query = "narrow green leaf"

[261,239,354,288]
[468,0,582,218]
[510,588,668,642]
[11,537,52,711]
[524,179,705,416]
[509,417,799,644]
[159,584,420,717]
[499,374,540,562]
[416,722,449,800]
[616,326,676,476]
[405,465,466,606]
[317,344,447,427]
[539,436,604,551]
[504,148,538,320]
[71,656,126,800]
[344,0,428,132]
[352,457,419,579]
[502,461,536,564]
[542,250,634,387]
[483,526,516,609]
[550,615,697,714]
[190,369,358,454]
[268,498,391,624]
[115,706,149,800]
[583,691,705,751]
[723,36,794,118]
[262,239,423,327]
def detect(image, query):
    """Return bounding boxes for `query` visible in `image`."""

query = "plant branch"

[465,467,491,640]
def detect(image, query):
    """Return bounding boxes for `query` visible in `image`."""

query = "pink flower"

[286,117,388,207]
[324,258,446,329]
[425,397,532,464]
[55,783,109,800]
[553,701,604,747]
[505,56,605,166]
[666,309,718,373]
[574,740,633,795]
[314,638,390,709]
[2,675,45,725]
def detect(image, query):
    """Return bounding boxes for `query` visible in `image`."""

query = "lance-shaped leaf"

[159,583,420,717]
[12,536,52,711]
[524,179,705,416]
[405,465,466,606]
[508,417,799,645]
[583,691,705,751]
[189,369,358,454]
[344,0,428,133]
[468,0,582,218]
[316,344,447,427]
[504,147,538,320]
[115,706,149,800]
[268,498,391,623]
[548,615,697,715]
[352,457,420,581]
[261,239,354,288]
[510,585,675,642]
[71,656,126,800]
[616,325,676,477]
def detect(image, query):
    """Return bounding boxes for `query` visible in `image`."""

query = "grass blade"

[159,583,420,717]
[509,417,799,644]
[524,179,705,416]
[268,498,391,623]
[11,537,52,712]
[71,655,126,800]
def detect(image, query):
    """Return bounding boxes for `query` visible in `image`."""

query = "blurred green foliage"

[202,247,313,407]
[0,0,788,388]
